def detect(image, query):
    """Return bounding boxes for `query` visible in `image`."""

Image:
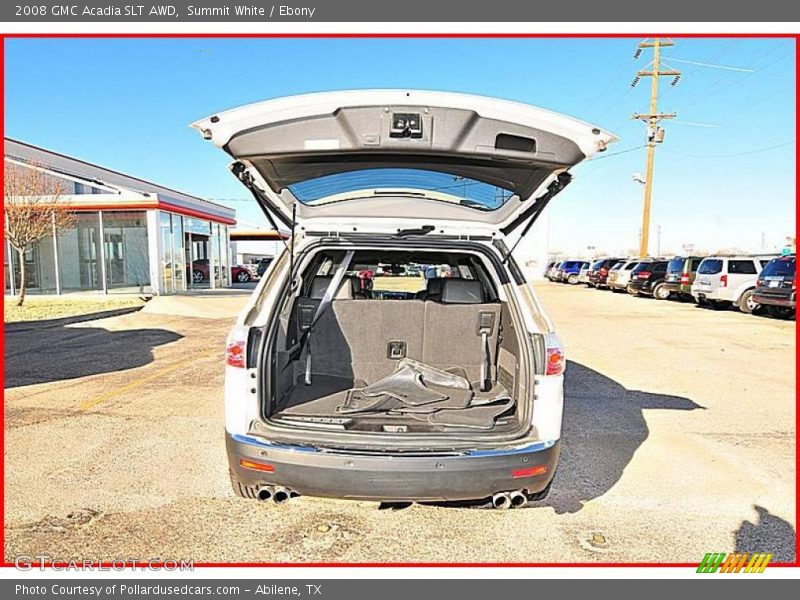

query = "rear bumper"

[753,290,796,309]
[663,282,691,294]
[227,433,560,502]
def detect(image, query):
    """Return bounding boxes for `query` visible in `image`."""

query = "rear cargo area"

[268,250,525,435]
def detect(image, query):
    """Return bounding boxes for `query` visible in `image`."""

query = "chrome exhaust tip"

[256,486,274,502]
[509,490,528,509]
[272,487,291,504]
[491,493,511,510]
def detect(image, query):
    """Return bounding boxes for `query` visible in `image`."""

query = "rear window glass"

[631,262,652,273]
[728,260,757,275]
[653,262,668,272]
[698,259,723,275]
[667,258,685,273]
[624,262,637,270]
[610,262,623,271]
[288,168,514,211]
[591,260,605,269]
[760,257,796,277]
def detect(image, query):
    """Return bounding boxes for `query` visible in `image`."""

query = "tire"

[192,270,204,284]
[653,282,671,300]
[627,284,639,296]
[229,470,259,500]
[737,289,758,314]
[236,270,251,283]
[567,274,579,285]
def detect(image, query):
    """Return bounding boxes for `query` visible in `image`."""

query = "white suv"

[193,90,615,507]
[692,255,777,313]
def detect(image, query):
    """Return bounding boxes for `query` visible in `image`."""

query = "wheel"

[653,283,671,300]
[192,270,204,284]
[737,289,758,314]
[626,284,639,296]
[236,270,251,283]
[567,274,579,285]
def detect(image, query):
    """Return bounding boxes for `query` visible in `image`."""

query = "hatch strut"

[501,172,573,263]
[231,161,293,243]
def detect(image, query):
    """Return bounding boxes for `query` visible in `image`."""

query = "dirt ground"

[4,282,796,564]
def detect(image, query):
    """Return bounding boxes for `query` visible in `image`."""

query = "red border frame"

[1,31,797,570]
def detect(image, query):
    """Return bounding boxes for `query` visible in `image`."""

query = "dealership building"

[4,138,236,296]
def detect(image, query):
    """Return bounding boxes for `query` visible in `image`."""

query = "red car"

[188,259,253,284]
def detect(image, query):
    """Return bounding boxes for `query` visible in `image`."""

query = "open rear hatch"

[192,90,617,234]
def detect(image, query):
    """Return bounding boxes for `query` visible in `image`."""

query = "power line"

[661,139,795,159]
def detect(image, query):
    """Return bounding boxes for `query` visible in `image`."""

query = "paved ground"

[4,282,795,564]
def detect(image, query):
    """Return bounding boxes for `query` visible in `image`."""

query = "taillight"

[226,326,248,368]
[637,271,652,279]
[544,332,565,376]
[720,275,728,287]
[680,273,690,285]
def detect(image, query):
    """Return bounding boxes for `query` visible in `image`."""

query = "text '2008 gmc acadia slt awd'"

[192,90,616,508]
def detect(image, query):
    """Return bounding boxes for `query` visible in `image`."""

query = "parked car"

[546,260,566,281]
[577,263,591,284]
[607,259,639,293]
[544,261,559,280]
[588,257,624,288]
[557,260,589,284]
[256,257,274,277]
[753,255,796,318]
[691,255,777,313]
[232,264,254,283]
[661,256,704,300]
[627,259,669,297]
[194,89,615,505]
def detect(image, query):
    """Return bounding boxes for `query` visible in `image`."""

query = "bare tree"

[4,161,75,306]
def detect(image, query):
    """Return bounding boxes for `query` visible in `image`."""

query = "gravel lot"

[4,282,795,564]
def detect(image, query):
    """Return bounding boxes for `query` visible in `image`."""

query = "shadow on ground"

[735,505,796,562]
[4,315,182,388]
[534,360,704,514]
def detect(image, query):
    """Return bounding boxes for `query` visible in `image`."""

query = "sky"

[4,37,796,257]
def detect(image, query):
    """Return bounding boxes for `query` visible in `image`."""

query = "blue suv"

[556,260,589,284]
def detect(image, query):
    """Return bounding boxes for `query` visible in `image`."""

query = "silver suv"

[691,255,777,313]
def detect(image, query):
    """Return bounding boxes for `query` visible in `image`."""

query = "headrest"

[428,277,445,294]
[438,279,485,304]
[309,276,354,300]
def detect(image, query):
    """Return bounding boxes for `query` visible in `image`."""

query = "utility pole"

[631,38,680,257]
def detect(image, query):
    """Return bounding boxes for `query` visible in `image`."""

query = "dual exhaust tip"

[257,485,299,504]
[492,491,528,509]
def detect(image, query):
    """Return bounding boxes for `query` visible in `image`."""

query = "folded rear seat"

[422,279,501,388]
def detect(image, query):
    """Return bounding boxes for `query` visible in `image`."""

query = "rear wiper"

[395,225,435,237]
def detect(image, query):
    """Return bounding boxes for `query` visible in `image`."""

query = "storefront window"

[219,224,229,287]
[172,214,185,293]
[4,241,12,295]
[159,212,174,294]
[103,211,151,293]
[57,212,102,291]
[184,217,211,289]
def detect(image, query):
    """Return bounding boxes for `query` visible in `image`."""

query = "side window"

[653,263,667,272]
[690,258,703,271]
[728,260,757,275]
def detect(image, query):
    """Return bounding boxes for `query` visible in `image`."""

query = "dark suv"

[588,257,624,288]
[753,255,795,317]
[627,260,669,297]
[662,256,704,300]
